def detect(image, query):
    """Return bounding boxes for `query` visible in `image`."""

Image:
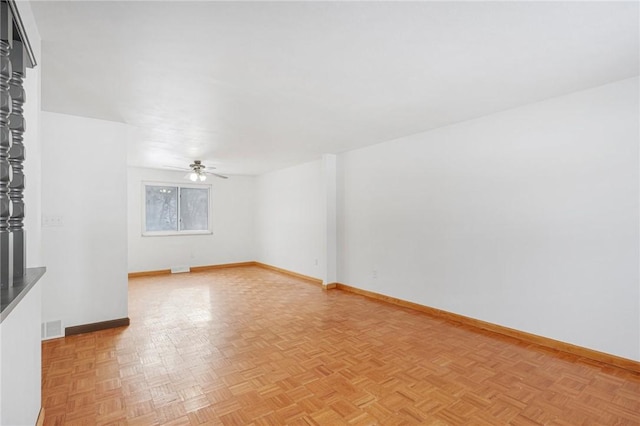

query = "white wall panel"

[338,78,639,360]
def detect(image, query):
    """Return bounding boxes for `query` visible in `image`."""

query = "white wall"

[24,55,43,268]
[1,282,42,426]
[256,160,324,280]
[127,167,255,272]
[41,112,128,328]
[339,77,640,361]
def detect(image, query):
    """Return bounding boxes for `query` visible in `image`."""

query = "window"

[143,183,211,235]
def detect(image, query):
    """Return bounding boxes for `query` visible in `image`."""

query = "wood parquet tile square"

[42,266,640,425]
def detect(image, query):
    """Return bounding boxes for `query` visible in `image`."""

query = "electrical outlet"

[372,270,378,280]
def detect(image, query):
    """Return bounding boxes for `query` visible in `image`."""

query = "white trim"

[141,181,213,237]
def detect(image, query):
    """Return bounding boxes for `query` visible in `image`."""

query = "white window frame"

[142,181,213,237]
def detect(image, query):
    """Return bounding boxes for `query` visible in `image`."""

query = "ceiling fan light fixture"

[180,160,228,181]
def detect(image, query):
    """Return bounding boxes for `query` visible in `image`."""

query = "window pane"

[180,188,209,231]
[145,186,178,232]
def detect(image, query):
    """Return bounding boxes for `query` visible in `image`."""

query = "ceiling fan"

[183,160,228,181]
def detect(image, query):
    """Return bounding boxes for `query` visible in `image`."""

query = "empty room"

[0,0,638,425]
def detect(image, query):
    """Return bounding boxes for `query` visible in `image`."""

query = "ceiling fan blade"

[160,163,228,179]
[207,171,229,179]
[162,165,190,171]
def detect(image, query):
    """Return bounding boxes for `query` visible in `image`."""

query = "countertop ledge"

[1,267,46,323]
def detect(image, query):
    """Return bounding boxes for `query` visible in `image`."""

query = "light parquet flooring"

[42,266,640,425]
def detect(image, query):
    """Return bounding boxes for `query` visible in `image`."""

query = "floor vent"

[41,320,64,340]
[171,266,190,274]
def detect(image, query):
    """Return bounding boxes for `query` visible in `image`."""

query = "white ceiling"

[30,1,639,176]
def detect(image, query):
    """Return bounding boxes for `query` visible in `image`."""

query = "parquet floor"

[42,266,640,425]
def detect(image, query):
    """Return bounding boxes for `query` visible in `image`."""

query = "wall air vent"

[41,320,63,340]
